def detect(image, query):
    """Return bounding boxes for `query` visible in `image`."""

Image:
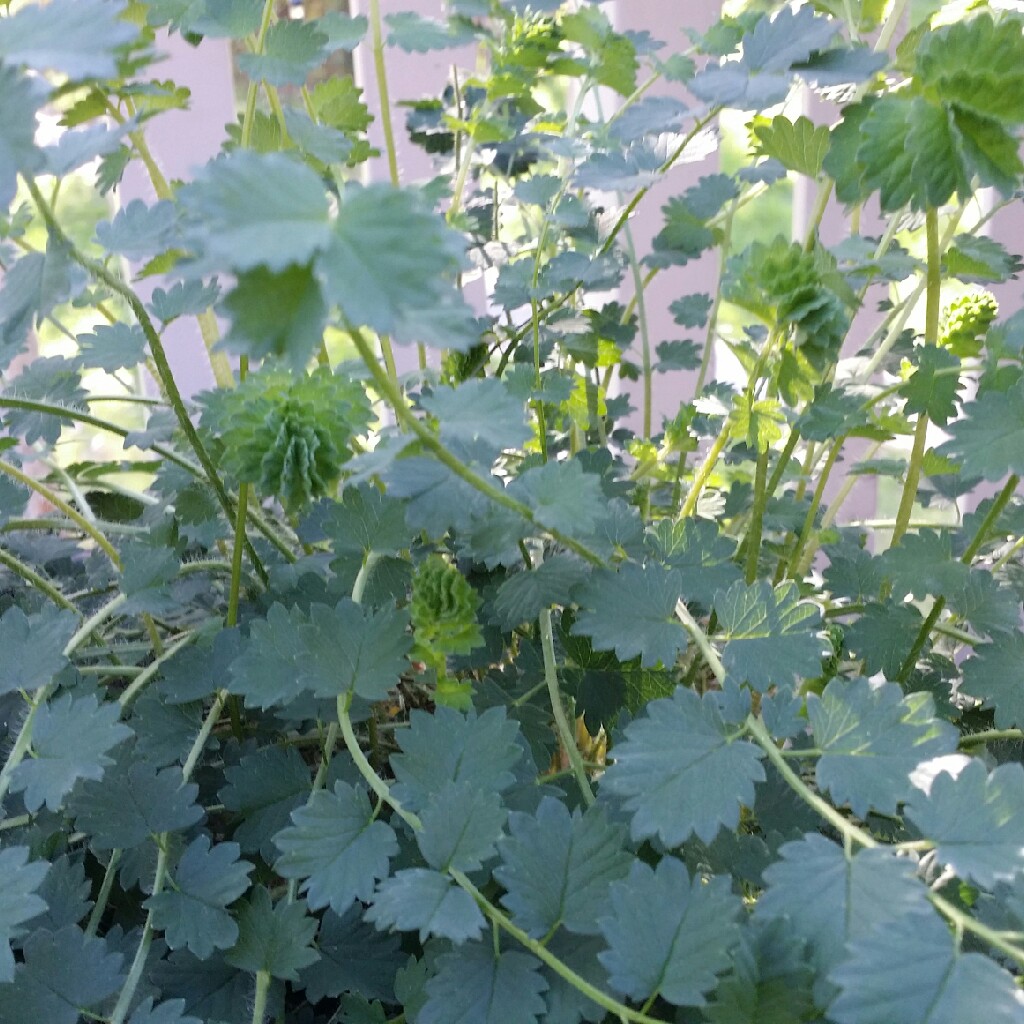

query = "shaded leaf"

[366,869,485,944]
[0,847,48,983]
[416,781,506,872]
[226,886,318,981]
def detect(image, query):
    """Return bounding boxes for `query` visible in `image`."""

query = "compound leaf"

[419,943,547,1024]
[571,562,687,669]
[601,687,765,846]
[810,678,958,817]
[226,886,318,981]
[598,858,740,1007]
[936,377,1024,480]
[716,580,824,692]
[0,847,48,983]
[0,926,123,1024]
[828,908,1024,1024]
[179,151,332,274]
[755,835,926,984]
[899,345,963,426]
[390,706,523,812]
[416,781,507,873]
[752,114,830,177]
[494,797,632,937]
[905,760,1024,888]
[274,781,398,914]
[297,903,404,1003]
[0,605,76,696]
[145,836,254,960]
[9,693,133,813]
[365,869,485,944]
[71,759,203,849]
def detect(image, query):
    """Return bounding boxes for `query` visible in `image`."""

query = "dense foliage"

[1,0,1024,1021]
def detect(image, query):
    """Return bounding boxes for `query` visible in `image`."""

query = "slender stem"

[744,450,769,583]
[746,715,876,848]
[622,223,653,440]
[181,691,228,784]
[118,630,199,708]
[539,609,594,806]
[960,729,1024,747]
[928,891,1024,969]
[251,971,271,1024]
[0,545,78,612]
[85,849,122,937]
[675,600,726,683]
[108,843,169,1024]
[790,440,843,578]
[896,598,943,682]
[337,692,421,831]
[227,364,251,627]
[764,428,800,502]
[348,325,604,566]
[679,427,730,518]
[961,476,1019,564]
[0,459,121,568]
[450,870,670,1024]
[693,200,737,399]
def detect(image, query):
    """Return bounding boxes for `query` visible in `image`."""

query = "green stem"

[181,690,228,783]
[337,692,421,831]
[961,476,1019,564]
[348,325,604,566]
[929,891,1024,970]
[117,630,199,708]
[790,439,843,579]
[764,428,800,503]
[84,849,122,937]
[0,545,78,612]
[744,450,769,583]
[622,222,653,440]
[539,609,594,806]
[675,600,726,683]
[108,841,169,1024]
[960,729,1024,747]
[450,870,669,1024]
[693,200,737,400]
[251,970,271,1024]
[746,715,876,849]
[0,458,121,569]
[0,594,127,806]
[679,427,730,518]
[896,598,943,682]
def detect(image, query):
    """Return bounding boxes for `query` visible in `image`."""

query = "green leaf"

[0,0,138,79]
[385,11,476,53]
[77,323,147,372]
[493,555,590,630]
[646,518,742,607]
[318,184,475,349]
[599,858,740,1006]
[31,856,88,934]
[752,114,830,177]
[297,904,403,1003]
[509,460,606,540]
[9,693,133,813]
[899,345,963,426]
[219,745,315,861]
[961,634,1024,728]
[219,263,326,371]
[495,797,631,937]
[179,0,263,38]
[756,836,926,985]
[809,678,958,817]
[0,926,124,1024]
[237,20,328,86]
[148,279,220,323]
[828,908,1024,1024]
[298,600,412,702]
[71,759,203,849]
[127,998,202,1024]
[314,484,409,559]
[704,918,816,1024]
[936,377,1024,480]
[179,151,332,274]
[950,106,1024,197]
[390,707,523,813]
[906,760,1024,888]
[225,886,319,981]
[95,199,178,260]
[842,601,922,677]
[416,781,507,873]
[366,868,485,944]
[916,13,1024,126]
[421,378,531,452]
[944,235,1023,284]
[227,604,307,709]
[0,847,48,983]
[145,837,254,960]
[601,687,765,845]
[0,66,44,211]
[149,949,259,1024]
[0,605,76,696]
[571,563,688,669]
[274,781,398,914]
[420,943,548,1024]
[716,580,824,692]
[316,12,368,51]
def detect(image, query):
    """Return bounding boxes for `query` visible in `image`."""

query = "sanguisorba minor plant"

[2,0,1024,1021]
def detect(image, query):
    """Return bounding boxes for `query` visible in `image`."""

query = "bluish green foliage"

[2,1,1024,1022]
